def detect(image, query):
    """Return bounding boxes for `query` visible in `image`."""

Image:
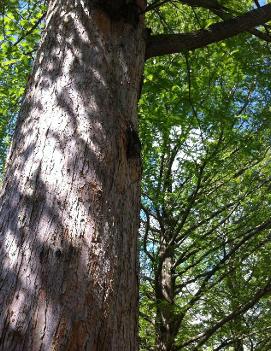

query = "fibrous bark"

[0,0,146,350]
[155,246,179,351]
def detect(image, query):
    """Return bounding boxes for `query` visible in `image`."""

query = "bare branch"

[141,206,155,261]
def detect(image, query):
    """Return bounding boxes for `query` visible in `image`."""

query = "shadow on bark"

[0,2,143,350]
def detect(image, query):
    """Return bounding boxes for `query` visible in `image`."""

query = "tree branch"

[181,0,271,43]
[177,278,271,349]
[12,12,46,47]
[181,0,228,13]
[144,0,173,13]
[146,4,271,58]
[193,278,271,350]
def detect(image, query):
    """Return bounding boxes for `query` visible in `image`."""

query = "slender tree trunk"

[0,1,146,350]
[155,246,178,351]
[226,249,245,351]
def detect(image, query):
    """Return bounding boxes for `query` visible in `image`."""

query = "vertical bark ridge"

[0,0,146,350]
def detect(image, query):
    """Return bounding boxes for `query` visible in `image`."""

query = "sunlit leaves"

[0,0,46,176]
[139,1,271,349]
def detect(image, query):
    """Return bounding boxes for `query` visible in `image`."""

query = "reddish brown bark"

[0,1,146,350]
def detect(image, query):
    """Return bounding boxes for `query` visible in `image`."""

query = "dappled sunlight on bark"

[0,0,146,349]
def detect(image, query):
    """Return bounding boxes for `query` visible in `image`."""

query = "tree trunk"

[155,246,179,351]
[0,1,146,350]
[233,339,244,351]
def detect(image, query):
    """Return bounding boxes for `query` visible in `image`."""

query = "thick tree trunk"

[0,1,146,350]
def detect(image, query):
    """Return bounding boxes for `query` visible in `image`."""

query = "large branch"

[181,0,227,13]
[180,0,271,43]
[146,4,271,58]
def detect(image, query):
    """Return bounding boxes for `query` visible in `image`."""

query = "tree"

[138,17,271,349]
[1,1,271,350]
[139,103,271,350]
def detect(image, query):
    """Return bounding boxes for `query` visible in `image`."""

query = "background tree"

[139,7,271,349]
[1,1,271,350]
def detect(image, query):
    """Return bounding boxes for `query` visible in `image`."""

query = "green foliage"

[0,0,45,177]
[139,1,271,350]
